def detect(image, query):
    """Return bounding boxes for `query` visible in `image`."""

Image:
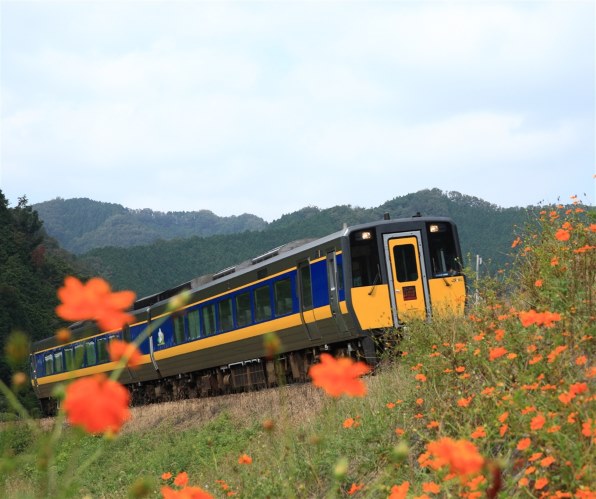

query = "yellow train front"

[30,216,466,413]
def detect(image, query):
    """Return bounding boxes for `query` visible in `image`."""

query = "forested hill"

[33,197,268,254]
[0,192,80,401]
[65,189,532,298]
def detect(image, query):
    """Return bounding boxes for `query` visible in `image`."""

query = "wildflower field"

[1,199,594,498]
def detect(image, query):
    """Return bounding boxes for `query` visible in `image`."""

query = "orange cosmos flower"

[471,426,486,439]
[347,483,364,495]
[550,256,559,266]
[389,482,410,499]
[63,374,130,434]
[55,328,72,344]
[308,353,371,397]
[161,472,173,480]
[108,339,142,368]
[489,347,508,361]
[517,438,531,451]
[174,472,189,487]
[343,418,356,429]
[423,482,441,494]
[576,355,588,366]
[511,237,521,248]
[499,424,508,436]
[238,454,252,464]
[424,437,485,476]
[56,276,136,331]
[415,373,427,382]
[555,229,570,241]
[458,397,472,408]
[530,414,546,431]
[541,456,555,467]
[534,477,549,490]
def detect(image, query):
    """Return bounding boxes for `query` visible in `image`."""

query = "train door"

[298,261,321,340]
[327,251,349,335]
[383,233,430,325]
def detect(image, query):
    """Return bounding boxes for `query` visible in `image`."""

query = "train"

[30,215,466,414]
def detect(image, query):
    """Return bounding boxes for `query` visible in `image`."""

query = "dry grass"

[121,383,328,435]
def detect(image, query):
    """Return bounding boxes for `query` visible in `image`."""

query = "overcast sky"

[1,1,594,222]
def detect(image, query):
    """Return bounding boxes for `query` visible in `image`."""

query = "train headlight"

[429,224,440,233]
[356,231,373,241]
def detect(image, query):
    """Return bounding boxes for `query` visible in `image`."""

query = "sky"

[1,0,594,222]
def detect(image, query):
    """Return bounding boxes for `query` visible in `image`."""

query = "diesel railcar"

[30,216,466,414]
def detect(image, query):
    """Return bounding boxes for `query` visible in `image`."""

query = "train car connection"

[30,216,466,414]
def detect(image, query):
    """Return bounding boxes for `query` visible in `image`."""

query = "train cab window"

[427,224,461,276]
[54,351,64,373]
[188,309,200,339]
[44,354,54,376]
[86,341,97,366]
[274,278,293,316]
[299,264,313,310]
[173,314,186,344]
[202,303,216,336]
[393,244,418,282]
[219,298,234,332]
[97,338,109,363]
[254,285,272,322]
[235,292,251,327]
[350,238,380,287]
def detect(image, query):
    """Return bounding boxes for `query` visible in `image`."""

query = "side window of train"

[187,309,201,340]
[54,351,64,373]
[74,343,85,368]
[254,285,272,322]
[202,303,216,336]
[173,314,186,344]
[123,324,131,343]
[97,337,110,363]
[219,298,234,332]
[299,263,313,310]
[44,354,54,376]
[65,347,75,371]
[86,340,97,366]
[394,244,418,282]
[235,292,251,327]
[274,278,292,316]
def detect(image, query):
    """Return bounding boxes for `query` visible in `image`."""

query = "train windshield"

[427,223,462,277]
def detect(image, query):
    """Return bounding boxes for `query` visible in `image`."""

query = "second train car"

[30,215,466,413]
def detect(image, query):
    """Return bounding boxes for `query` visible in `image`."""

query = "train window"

[65,347,75,371]
[427,224,461,276]
[54,351,64,373]
[235,292,251,327]
[97,338,109,363]
[274,278,292,316]
[44,354,54,376]
[393,244,418,282]
[188,309,200,339]
[123,324,131,343]
[350,230,380,287]
[254,285,272,322]
[173,314,186,344]
[219,298,234,332]
[203,303,216,336]
[74,344,85,368]
[299,264,313,310]
[86,341,97,366]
